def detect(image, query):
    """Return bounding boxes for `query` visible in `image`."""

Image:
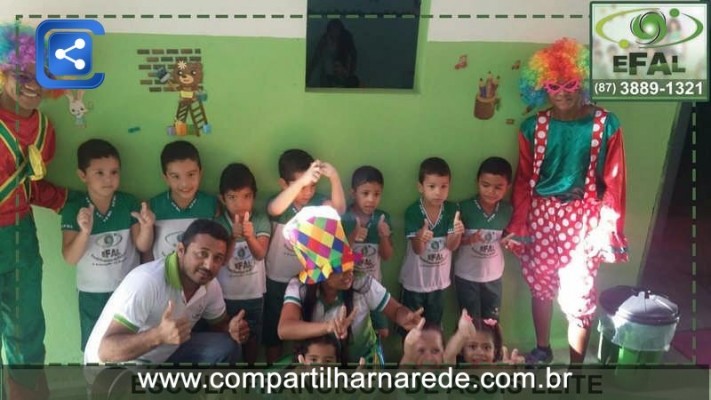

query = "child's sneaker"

[525,346,553,365]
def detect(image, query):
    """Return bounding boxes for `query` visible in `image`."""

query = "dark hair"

[477,157,513,183]
[77,139,120,171]
[456,318,504,364]
[161,140,201,174]
[294,335,342,364]
[418,157,451,183]
[278,149,314,182]
[180,219,230,249]
[219,163,257,196]
[421,322,445,347]
[351,165,384,189]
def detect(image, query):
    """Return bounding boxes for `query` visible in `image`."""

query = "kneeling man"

[84,219,249,364]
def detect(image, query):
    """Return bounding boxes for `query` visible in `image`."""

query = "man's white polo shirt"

[84,252,226,364]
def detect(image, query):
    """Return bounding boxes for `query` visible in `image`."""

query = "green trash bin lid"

[599,285,679,326]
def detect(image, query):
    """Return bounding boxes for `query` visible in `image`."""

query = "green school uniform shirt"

[61,192,141,292]
[453,197,512,282]
[149,190,218,259]
[215,211,271,300]
[399,198,457,292]
[341,207,392,281]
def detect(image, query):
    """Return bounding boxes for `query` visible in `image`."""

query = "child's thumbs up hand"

[357,357,366,371]
[77,204,94,234]
[377,214,391,238]
[417,219,433,243]
[242,211,254,239]
[404,316,426,350]
[131,202,155,227]
[229,309,250,344]
[354,217,367,242]
[502,346,525,365]
[457,309,474,334]
[232,213,244,238]
[452,211,465,235]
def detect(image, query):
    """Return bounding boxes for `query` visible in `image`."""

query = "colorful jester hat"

[283,206,359,284]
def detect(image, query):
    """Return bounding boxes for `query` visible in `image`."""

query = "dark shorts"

[78,291,113,351]
[398,287,445,336]
[262,278,289,347]
[454,276,502,320]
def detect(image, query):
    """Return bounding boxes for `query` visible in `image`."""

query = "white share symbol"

[54,38,86,70]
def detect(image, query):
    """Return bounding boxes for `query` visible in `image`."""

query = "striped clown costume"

[0,22,68,398]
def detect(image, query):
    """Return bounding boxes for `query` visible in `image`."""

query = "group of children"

[63,137,522,367]
[0,23,628,399]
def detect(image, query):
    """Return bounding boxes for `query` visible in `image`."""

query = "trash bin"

[597,286,680,365]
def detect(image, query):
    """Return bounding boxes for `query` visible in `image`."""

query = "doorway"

[640,101,711,363]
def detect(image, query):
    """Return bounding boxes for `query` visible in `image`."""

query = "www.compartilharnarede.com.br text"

[129,366,603,395]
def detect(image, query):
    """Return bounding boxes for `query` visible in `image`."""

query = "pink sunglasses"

[543,79,581,95]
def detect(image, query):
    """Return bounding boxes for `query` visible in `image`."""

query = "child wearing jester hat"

[503,38,628,365]
[0,22,70,398]
[278,206,423,366]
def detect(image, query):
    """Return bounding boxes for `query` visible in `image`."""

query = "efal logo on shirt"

[420,238,445,265]
[95,233,122,248]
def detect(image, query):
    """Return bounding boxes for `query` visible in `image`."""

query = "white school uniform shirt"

[283,274,390,362]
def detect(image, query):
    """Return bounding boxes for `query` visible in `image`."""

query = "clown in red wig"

[504,38,628,366]
[0,21,70,399]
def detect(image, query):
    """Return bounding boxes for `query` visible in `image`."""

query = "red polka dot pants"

[520,197,602,328]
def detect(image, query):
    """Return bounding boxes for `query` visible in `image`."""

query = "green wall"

[33,33,677,363]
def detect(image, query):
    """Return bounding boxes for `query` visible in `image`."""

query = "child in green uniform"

[341,166,394,342]
[263,149,346,363]
[399,157,464,332]
[215,163,271,365]
[61,139,155,350]
[147,140,218,261]
[454,157,512,321]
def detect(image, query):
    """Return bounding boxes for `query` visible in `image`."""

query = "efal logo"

[595,7,704,49]
[35,19,105,90]
[590,3,708,101]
